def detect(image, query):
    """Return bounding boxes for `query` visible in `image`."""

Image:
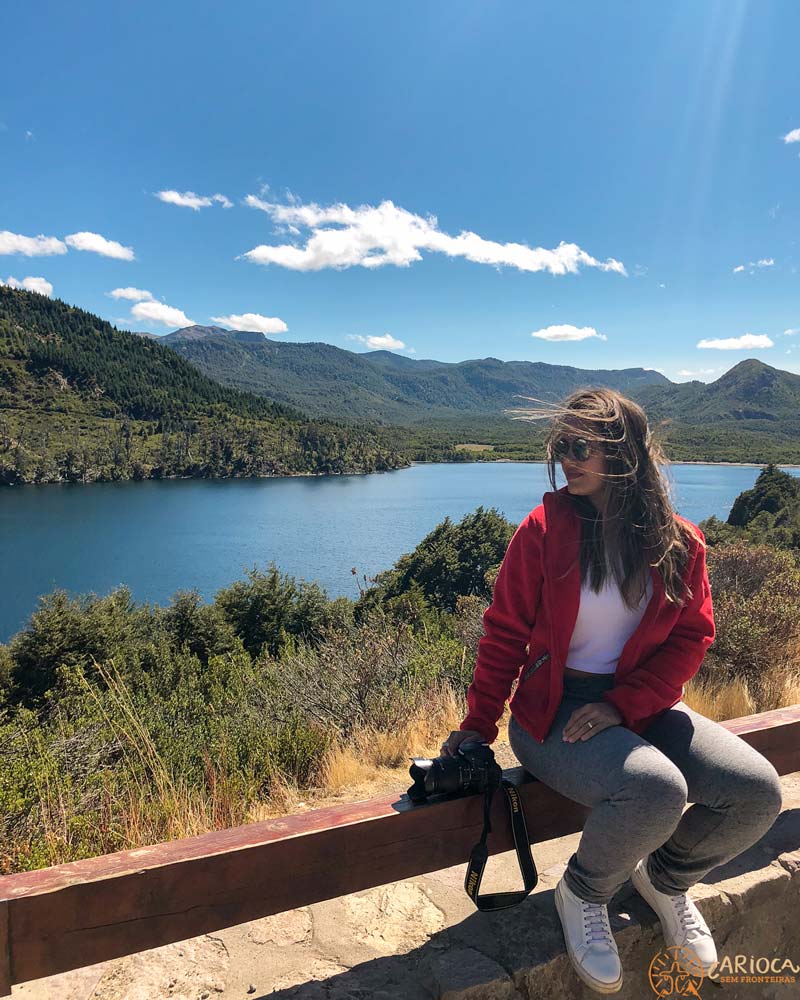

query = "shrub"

[702,541,800,698]
[215,563,331,658]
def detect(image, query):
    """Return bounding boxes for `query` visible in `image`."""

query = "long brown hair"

[510,387,703,608]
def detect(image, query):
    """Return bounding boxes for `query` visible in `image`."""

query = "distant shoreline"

[669,460,800,469]
[429,458,800,469]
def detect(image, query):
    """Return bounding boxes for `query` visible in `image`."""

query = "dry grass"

[248,682,467,821]
[251,666,800,824]
[6,644,799,872]
[685,665,800,721]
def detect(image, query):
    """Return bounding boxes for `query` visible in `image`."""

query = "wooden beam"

[0,704,797,994]
[0,902,9,998]
[718,703,800,776]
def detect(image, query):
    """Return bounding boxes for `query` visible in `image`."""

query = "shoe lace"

[670,894,702,934]
[581,900,614,946]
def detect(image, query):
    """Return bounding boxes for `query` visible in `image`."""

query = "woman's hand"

[440,729,486,757]
[562,701,623,742]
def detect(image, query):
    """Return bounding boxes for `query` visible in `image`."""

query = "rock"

[422,946,522,1000]
[343,882,445,955]
[265,959,350,995]
[245,907,313,946]
[89,936,229,1000]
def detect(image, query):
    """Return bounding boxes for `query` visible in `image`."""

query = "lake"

[2,461,797,644]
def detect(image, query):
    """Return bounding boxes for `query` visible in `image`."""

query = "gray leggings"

[508,672,783,905]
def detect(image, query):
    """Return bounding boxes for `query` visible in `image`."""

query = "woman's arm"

[601,529,715,729]
[459,512,545,744]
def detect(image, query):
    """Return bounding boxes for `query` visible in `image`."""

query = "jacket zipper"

[520,650,549,683]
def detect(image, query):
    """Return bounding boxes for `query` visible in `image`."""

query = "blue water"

[2,462,796,644]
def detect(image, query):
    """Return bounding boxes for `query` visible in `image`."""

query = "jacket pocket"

[519,650,550,685]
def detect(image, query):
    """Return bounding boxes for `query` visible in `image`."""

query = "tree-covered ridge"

[699,463,800,550]
[0,286,301,422]
[161,321,800,463]
[161,323,670,425]
[5,284,800,484]
[0,287,409,485]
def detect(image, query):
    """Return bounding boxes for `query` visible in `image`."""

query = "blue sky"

[2,1,799,382]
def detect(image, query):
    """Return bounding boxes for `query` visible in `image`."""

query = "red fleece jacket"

[460,485,716,745]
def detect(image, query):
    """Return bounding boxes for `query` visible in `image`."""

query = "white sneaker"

[554,873,623,994]
[631,856,718,975]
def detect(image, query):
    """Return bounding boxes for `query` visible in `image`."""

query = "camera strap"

[464,777,538,911]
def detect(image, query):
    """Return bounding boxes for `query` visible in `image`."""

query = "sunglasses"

[551,436,595,462]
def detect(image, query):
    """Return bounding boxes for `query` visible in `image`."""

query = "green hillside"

[4,286,799,481]
[632,360,800,463]
[0,287,409,485]
[159,324,670,424]
[159,325,800,464]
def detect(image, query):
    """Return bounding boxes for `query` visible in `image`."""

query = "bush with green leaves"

[215,563,334,658]
[355,505,514,617]
[700,540,800,699]
[3,497,800,875]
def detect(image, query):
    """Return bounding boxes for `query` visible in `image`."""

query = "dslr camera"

[407,737,537,911]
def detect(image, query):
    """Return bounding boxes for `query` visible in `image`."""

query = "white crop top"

[565,561,653,674]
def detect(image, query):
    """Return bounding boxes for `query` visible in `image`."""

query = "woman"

[441,388,783,995]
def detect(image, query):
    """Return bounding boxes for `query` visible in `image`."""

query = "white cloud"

[782,127,800,144]
[156,190,233,210]
[1,275,53,296]
[108,287,154,302]
[65,231,135,260]
[676,367,721,377]
[210,312,288,334]
[131,300,194,328]
[1,229,134,260]
[241,196,627,276]
[347,333,407,350]
[530,324,607,342]
[784,328,800,337]
[696,333,774,350]
[0,230,67,256]
[733,257,774,274]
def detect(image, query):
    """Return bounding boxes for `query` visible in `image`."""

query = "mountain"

[158,324,800,463]
[0,302,297,424]
[635,359,800,426]
[161,325,671,425]
[619,359,800,463]
[7,286,799,476]
[0,287,408,485]
[161,324,268,345]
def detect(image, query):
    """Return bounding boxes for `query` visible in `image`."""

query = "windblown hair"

[511,387,703,608]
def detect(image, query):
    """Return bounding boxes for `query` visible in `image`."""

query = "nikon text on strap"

[464,777,538,911]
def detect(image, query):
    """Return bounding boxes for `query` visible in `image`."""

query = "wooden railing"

[1,704,798,996]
